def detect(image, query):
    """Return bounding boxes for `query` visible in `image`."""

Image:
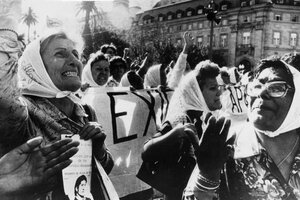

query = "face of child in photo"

[77,179,87,197]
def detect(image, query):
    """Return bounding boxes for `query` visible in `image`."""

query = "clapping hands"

[194,113,235,180]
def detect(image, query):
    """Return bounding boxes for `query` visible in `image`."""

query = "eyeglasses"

[246,81,293,98]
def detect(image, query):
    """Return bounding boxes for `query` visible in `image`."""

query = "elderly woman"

[184,57,300,200]
[81,51,110,89]
[141,60,223,200]
[0,30,114,199]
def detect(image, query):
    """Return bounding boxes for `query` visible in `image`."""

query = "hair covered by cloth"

[164,60,220,127]
[82,51,108,87]
[144,64,161,88]
[18,30,82,102]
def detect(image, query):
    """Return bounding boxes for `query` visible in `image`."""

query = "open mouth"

[62,71,78,77]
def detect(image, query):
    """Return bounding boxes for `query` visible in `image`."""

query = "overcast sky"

[19,0,157,35]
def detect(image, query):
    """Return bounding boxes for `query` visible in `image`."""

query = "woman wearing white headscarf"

[81,51,110,88]
[143,64,163,88]
[0,30,114,200]
[184,56,300,200]
[141,60,223,200]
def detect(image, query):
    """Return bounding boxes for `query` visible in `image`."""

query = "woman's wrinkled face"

[41,38,83,92]
[202,78,222,111]
[91,60,110,86]
[249,67,294,131]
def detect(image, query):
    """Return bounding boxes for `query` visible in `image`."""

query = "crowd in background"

[2,13,300,200]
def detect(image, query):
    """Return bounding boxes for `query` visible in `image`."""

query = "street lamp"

[204,0,221,60]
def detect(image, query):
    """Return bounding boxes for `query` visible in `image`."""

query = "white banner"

[82,87,173,197]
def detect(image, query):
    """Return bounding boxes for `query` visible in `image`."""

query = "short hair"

[281,52,300,72]
[88,51,108,68]
[254,56,294,88]
[100,43,117,55]
[74,175,87,195]
[109,56,127,71]
[194,60,220,89]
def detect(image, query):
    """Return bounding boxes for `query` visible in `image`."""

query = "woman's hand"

[78,122,106,142]
[194,114,235,181]
[0,137,79,195]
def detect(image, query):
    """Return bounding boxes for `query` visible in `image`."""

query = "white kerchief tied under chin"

[165,69,214,127]
[18,38,81,104]
[82,57,100,87]
[251,61,300,137]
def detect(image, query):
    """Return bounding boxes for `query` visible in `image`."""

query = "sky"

[19,0,157,37]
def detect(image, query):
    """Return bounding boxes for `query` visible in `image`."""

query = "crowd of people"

[2,13,300,200]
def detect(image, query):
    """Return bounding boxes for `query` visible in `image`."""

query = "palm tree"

[21,7,38,43]
[77,1,103,56]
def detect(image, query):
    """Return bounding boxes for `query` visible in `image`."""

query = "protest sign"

[62,134,93,200]
[82,87,173,197]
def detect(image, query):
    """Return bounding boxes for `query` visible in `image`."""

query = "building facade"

[131,0,300,70]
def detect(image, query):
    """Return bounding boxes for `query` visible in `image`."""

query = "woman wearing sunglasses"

[183,56,300,200]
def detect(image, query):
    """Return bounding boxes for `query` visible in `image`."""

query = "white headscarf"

[165,64,213,127]
[82,57,101,87]
[18,37,81,103]
[144,64,161,88]
[250,61,300,137]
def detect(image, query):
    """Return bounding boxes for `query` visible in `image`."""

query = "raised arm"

[167,31,194,89]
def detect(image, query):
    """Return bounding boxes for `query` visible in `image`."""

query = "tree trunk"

[27,25,31,43]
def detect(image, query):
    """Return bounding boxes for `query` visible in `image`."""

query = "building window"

[249,0,255,6]
[291,14,299,22]
[177,25,182,31]
[207,35,215,46]
[277,0,284,4]
[222,19,228,26]
[168,15,172,20]
[169,26,173,33]
[273,32,281,45]
[159,16,164,22]
[177,13,182,18]
[295,0,300,5]
[204,21,209,28]
[188,24,192,30]
[197,9,203,14]
[243,16,250,23]
[241,1,247,7]
[242,32,251,45]
[182,24,187,30]
[198,22,203,29]
[221,5,228,10]
[290,33,298,46]
[197,36,203,47]
[274,14,282,21]
[220,34,228,47]
[187,11,192,16]
[193,22,197,29]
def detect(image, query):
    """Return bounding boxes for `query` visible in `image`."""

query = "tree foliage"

[93,27,129,57]
[21,7,38,43]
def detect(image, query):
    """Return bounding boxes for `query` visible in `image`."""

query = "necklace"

[277,136,299,167]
